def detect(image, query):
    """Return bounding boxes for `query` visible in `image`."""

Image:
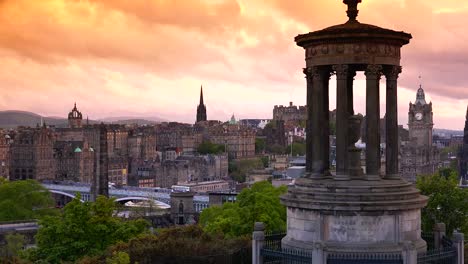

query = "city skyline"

[0,0,467,129]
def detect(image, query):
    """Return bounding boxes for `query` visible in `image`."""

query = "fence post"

[252,222,265,264]
[452,231,464,264]
[312,242,324,264]
[402,241,417,264]
[433,223,446,250]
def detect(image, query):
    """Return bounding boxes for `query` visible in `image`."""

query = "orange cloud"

[0,0,466,129]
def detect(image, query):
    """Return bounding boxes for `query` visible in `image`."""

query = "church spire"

[199,85,204,105]
[196,85,207,123]
[466,105,468,120]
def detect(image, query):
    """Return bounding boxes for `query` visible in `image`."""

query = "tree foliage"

[255,138,266,154]
[0,179,56,221]
[286,142,306,156]
[28,195,148,263]
[200,181,287,237]
[416,169,468,235]
[78,225,250,264]
[197,141,225,154]
[229,158,264,183]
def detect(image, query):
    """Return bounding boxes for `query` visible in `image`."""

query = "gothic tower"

[408,85,433,146]
[196,86,207,123]
[68,103,83,129]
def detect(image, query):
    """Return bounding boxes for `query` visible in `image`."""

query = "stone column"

[384,65,402,179]
[304,68,313,173]
[364,64,382,180]
[433,223,446,250]
[333,64,350,179]
[322,69,332,177]
[452,231,464,264]
[305,66,328,178]
[312,242,325,264]
[402,241,417,264]
[252,222,265,264]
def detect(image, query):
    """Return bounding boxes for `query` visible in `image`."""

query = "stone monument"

[281,0,428,261]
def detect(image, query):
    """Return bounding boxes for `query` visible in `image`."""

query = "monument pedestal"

[281,177,427,255]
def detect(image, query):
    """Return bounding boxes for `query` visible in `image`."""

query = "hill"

[0,111,67,128]
[0,111,165,128]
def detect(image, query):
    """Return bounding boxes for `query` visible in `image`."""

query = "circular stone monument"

[281,0,428,257]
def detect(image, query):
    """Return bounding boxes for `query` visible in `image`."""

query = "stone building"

[458,106,468,180]
[54,140,95,183]
[106,124,128,157]
[208,123,256,159]
[129,154,228,188]
[128,127,157,160]
[273,102,307,122]
[170,192,195,225]
[263,120,287,148]
[400,86,439,182]
[9,125,56,181]
[280,1,428,261]
[108,156,128,186]
[68,103,83,129]
[0,130,11,178]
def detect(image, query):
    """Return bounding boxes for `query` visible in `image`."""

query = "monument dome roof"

[295,0,411,47]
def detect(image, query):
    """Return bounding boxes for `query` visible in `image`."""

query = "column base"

[384,174,401,180]
[365,174,381,181]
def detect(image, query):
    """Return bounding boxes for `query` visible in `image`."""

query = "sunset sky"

[0,0,467,129]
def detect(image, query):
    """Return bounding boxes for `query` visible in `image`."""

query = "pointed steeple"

[199,85,204,105]
[466,105,468,120]
[196,85,207,123]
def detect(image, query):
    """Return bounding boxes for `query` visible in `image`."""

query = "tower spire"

[466,105,468,120]
[199,85,204,105]
[196,85,207,123]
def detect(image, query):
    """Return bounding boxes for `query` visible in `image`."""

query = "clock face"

[415,112,423,120]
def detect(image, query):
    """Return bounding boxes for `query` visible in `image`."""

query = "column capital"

[332,64,349,80]
[364,64,383,79]
[384,65,402,81]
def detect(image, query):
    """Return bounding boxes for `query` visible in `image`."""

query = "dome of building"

[74,147,82,153]
[68,103,83,119]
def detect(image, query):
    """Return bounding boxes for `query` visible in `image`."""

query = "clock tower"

[408,85,433,146]
[401,85,438,182]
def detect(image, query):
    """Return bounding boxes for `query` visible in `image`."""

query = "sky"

[0,0,467,129]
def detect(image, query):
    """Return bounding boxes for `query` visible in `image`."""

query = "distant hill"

[98,116,165,124]
[0,111,67,128]
[0,110,165,128]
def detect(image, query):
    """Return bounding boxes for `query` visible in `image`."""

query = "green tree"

[200,181,287,237]
[30,195,148,263]
[0,233,25,261]
[286,142,306,156]
[197,141,225,154]
[229,158,264,183]
[0,179,55,221]
[255,138,266,154]
[106,251,131,264]
[416,169,468,235]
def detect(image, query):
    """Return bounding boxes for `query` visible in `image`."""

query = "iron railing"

[417,235,457,264]
[417,247,457,264]
[262,232,313,264]
[326,252,403,264]
[421,232,435,250]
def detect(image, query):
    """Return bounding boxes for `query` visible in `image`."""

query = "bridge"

[43,183,210,212]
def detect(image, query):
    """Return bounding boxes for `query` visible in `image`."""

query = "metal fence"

[421,232,435,250]
[417,235,457,264]
[326,252,403,264]
[261,232,313,264]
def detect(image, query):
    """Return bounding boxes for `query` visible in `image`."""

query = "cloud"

[0,0,466,129]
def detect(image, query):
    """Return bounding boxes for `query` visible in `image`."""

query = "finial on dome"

[343,0,362,21]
